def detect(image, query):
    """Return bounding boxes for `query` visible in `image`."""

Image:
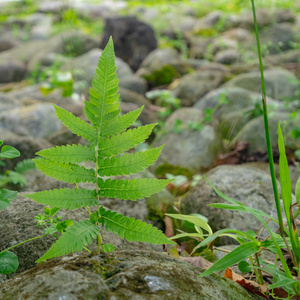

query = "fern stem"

[0,234,48,255]
[97,233,103,253]
[85,206,92,215]
[83,246,91,253]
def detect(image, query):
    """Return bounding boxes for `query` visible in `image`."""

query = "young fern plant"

[25,37,175,262]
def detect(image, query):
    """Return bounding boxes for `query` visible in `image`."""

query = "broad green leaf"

[199,241,260,277]
[0,198,10,210]
[170,232,203,240]
[278,124,292,224]
[0,251,19,274]
[238,261,252,273]
[103,243,115,252]
[0,145,20,159]
[296,177,300,202]
[166,213,212,235]
[0,189,17,210]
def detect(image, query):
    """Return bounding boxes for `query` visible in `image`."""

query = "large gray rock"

[223,69,298,101]
[0,192,160,283]
[0,103,63,139]
[230,111,298,153]
[101,16,157,71]
[0,251,261,300]
[171,70,224,106]
[152,108,221,173]
[0,60,27,83]
[182,165,282,244]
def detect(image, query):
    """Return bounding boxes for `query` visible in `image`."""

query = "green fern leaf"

[98,124,156,157]
[14,159,36,174]
[98,146,163,176]
[86,37,119,128]
[99,206,175,244]
[101,106,143,138]
[34,158,96,184]
[37,219,99,262]
[25,188,98,209]
[54,105,97,142]
[98,178,172,200]
[37,145,96,164]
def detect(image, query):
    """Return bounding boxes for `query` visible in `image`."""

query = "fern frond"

[54,105,97,142]
[25,188,98,210]
[98,178,172,200]
[37,145,96,164]
[101,106,143,138]
[98,146,163,176]
[37,219,99,262]
[34,158,96,184]
[14,159,36,174]
[99,206,175,244]
[98,124,156,157]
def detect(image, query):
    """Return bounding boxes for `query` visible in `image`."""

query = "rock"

[245,23,297,55]
[0,60,27,83]
[182,165,282,244]
[24,13,53,40]
[170,70,224,106]
[119,75,147,94]
[230,111,298,154]
[137,48,181,86]
[189,37,212,59]
[214,49,241,65]
[0,251,261,299]
[152,108,221,173]
[0,35,19,52]
[0,193,160,283]
[221,28,251,43]
[223,69,298,101]
[101,16,157,71]
[238,9,275,28]
[0,103,63,139]
[274,9,295,23]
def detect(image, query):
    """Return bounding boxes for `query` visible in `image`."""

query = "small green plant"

[176,1,300,298]
[16,37,173,263]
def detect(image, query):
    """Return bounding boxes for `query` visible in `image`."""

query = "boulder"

[101,16,157,71]
[0,251,261,299]
[214,49,241,65]
[0,60,27,83]
[223,69,298,101]
[170,70,224,106]
[230,111,298,153]
[152,108,221,173]
[0,103,63,139]
[182,165,282,244]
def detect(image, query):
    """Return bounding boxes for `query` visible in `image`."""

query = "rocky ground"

[0,0,300,298]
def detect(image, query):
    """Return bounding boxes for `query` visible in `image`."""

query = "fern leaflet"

[98,178,172,200]
[98,124,156,157]
[101,106,143,138]
[98,146,163,176]
[14,159,36,174]
[34,158,96,184]
[54,105,97,142]
[37,145,96,164]
[25,188,98,210]
[99,206,175,244]
[37,219,99,262]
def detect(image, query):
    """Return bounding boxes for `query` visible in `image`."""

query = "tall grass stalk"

[251,0,299,291]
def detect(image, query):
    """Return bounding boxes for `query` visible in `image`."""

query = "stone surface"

[0,60,27,83]
[214,49,241,65]
[101,16,157,71]
[152,108,221,173]
[0,103,63,139]
[170,70,224,107]
[223,69,298,101]
[182,165,282,244]
[0,193,160,283]
[0,251,261,299]
[230,111,298,153]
